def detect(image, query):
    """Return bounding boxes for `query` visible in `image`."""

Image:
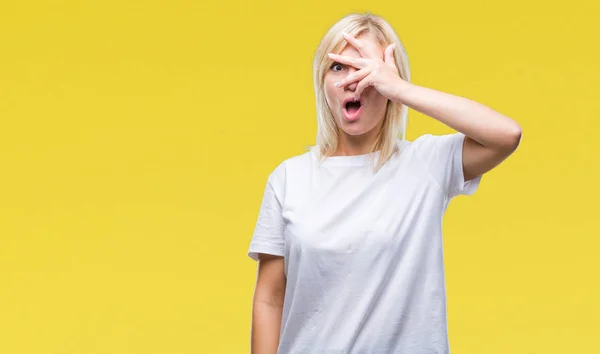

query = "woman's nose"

[340,66,358,91]
[344,80,358,92]
[343,67,358,91]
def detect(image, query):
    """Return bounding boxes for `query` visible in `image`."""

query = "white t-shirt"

[248,133,481,354]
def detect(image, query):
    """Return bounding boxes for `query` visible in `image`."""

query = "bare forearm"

[251,301,283,354]
[394,81,522,149]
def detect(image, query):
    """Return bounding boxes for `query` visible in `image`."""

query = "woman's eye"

[330,62,344,72]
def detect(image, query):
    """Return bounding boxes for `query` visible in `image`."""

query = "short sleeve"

[247,170,286,261]
[414,133,481,199]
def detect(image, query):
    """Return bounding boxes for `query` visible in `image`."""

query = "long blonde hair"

[309,12,411,172]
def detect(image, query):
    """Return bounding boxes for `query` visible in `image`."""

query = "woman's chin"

[340,125,369,136]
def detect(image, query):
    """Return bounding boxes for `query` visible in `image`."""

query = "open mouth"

[346,100,361,113]
[343,98,363,121]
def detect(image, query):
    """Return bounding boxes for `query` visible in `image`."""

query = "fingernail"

[328,53,334,58]
[342,32,349,37]
[334,81,340,87]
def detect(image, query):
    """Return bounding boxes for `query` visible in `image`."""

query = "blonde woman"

[248,12,521,354]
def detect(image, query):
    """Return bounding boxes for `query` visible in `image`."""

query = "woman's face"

[324,33,389,139]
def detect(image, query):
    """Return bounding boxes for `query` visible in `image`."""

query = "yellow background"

[1,0,598,353]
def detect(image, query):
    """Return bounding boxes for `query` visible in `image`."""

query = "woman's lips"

[342,98,363,122]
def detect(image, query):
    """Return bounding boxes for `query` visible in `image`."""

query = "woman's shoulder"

[402,132,465,154]
[408,132,463,144]
[265,150,313,183]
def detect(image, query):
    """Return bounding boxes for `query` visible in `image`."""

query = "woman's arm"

[328,33,522,181]
[393,82,522,181]
[251,253,286,354]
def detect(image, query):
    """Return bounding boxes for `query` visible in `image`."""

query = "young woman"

[248,12,522,354]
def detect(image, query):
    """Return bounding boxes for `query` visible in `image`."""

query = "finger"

[342,32,377,58]
[334,68,370,88]
[354,74,372,98]
[327,53,365,69]
[384,43,396,68]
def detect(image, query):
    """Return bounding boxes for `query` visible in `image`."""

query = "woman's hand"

[327,32,408,102]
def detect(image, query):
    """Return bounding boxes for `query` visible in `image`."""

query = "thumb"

[384,43,396,67]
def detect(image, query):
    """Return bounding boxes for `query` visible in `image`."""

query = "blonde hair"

[308,12,411,172]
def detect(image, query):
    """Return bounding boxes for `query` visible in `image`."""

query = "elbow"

[498,122,522,152]
[509,123,523,150]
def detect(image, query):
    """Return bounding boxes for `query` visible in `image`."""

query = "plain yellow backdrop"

[1,0,598,353]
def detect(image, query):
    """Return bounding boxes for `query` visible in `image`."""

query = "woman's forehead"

[339,33,383,57]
